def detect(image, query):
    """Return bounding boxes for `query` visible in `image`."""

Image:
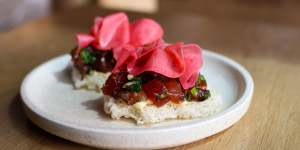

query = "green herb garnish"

[198,89,211,101]
[183,74,211,102]
[80,48,96,64]
[185,92,192,101]
[196,74,205,84]
[196,74,207,89]
[191,87,198,97]
[199,74,205,81]
[203,90,211,99]
[123,77,142,92]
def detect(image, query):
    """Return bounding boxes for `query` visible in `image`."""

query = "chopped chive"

[185,93,192,101]
[200,74,205,81]
[197,74,207,89]
[203,90,211,99]
[122,77,142,92]
[80,48,96,64]
[191,87,198,97]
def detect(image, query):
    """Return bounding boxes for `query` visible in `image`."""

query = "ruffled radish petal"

[77,12,130,51]
[90,17,103,36]
[179,44,203,89]
[112,46,122,60]
[112,44,137,73]
[135,39,166,58]
[129,42,185,78]
[76,33,95,49]
[130,18,164,47]
[96,12,130,50]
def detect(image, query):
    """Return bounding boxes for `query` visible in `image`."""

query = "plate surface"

[21,50,254,149]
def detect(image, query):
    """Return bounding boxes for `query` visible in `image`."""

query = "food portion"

[69,12,220,124]
[70,12,128,90]
[104,91,220,125]
[70,12,163,90]
[103,71,210,107]
[102,41,221,124]
[71,66,110,91]
[71,46,116,77]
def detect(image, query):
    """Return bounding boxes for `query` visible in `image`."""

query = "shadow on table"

[9,93,228,150]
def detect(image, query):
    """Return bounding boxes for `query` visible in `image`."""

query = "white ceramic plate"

[21,50,254,149]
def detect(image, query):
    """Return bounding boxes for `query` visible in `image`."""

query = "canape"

[102,41,221,124]
[70,12,163,91]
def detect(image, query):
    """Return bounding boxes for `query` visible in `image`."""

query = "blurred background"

[1,0,299,31]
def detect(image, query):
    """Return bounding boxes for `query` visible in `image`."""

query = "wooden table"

[0,3,299,150]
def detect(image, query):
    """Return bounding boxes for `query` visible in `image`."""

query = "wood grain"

[0,2,299,150]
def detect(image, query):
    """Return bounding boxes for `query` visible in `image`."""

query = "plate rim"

[20,49,254,134]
